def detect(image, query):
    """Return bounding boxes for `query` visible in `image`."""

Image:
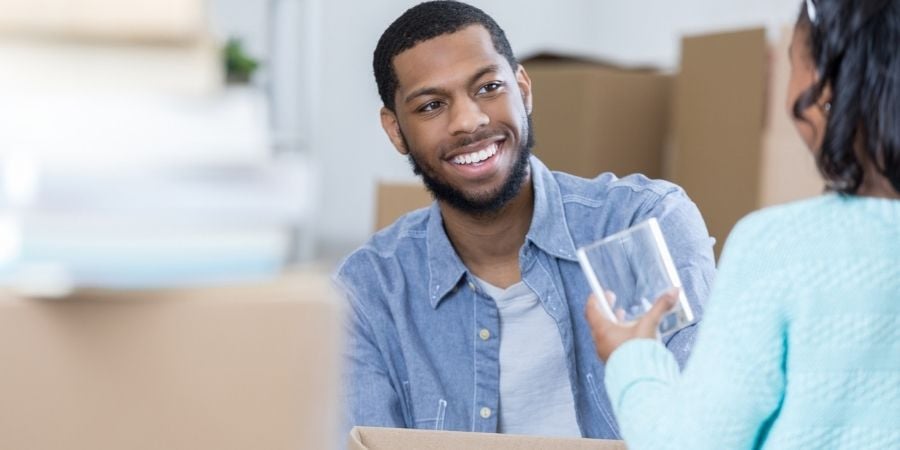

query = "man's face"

[380,25,534,214]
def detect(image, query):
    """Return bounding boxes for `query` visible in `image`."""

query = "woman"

[585,1,900,448]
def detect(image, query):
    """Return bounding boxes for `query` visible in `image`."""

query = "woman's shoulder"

[718,195,844,267]
[731,195,834,237]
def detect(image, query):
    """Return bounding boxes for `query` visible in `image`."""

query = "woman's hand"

[584,288,679,362]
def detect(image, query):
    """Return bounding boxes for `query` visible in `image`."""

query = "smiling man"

[336,0,716,439]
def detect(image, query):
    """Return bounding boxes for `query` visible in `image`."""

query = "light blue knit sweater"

[605,194,900,449]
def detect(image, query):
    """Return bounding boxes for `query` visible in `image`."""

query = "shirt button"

[479,328,491,341]
[467,281,476,291]
[480,407,492,419]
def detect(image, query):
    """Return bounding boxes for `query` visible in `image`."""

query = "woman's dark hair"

[794,0,900,194]
[373,1,518,112]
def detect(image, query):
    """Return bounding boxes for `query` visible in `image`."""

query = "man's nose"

[448,98,489,135]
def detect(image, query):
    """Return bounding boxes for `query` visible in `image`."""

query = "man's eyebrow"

[402,64,503,105]
[404,86,447,105]
[468,64,502,87]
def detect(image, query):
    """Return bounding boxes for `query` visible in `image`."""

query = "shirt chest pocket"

[402,380,449,431]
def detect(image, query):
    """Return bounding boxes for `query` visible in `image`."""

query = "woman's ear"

[819,84,833,113]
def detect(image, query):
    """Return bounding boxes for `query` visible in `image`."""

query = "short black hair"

[373,1,518,112]
[794,0,900,195]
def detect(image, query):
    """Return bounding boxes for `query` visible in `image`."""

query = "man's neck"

[439,176,534,289]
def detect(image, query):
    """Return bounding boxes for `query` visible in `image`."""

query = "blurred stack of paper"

[0,1,314,293]
[0,38,221,95]
[0,0,220,95]
[1,89,269,169]
[0,0,206,43]
[0,156,317,294]
[0,155,317,295]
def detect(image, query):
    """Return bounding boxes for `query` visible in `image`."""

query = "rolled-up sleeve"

[642,187,716,368]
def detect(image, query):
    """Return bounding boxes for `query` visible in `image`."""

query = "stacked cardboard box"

[518,29,823,258]
[668,28,822,256]
[0,271,342,450]
[524,54,672,180]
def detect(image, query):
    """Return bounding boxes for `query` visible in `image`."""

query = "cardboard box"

[0,271,342,450]
[374,181,433,231]
[523,54,672,179]
[668,28,822,256]
[349,426,626,450]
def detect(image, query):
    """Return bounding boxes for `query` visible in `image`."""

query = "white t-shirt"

[474,276,581,437]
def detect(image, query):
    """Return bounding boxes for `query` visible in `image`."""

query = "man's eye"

[419,101,442,112]
[477,82,503,94]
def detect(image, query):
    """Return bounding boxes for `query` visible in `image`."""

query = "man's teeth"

[452,144,497,165]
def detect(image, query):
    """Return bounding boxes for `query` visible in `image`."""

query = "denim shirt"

[335,156,715,439]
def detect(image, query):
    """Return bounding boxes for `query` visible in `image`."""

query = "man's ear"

[515,64,533,115]
[380,107,408,155]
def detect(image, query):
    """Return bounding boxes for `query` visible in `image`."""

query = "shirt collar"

[425,156,578,309]
[425,202,468,309]
[525,156,579,263]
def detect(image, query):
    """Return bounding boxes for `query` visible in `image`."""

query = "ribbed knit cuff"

[604,339,680,410]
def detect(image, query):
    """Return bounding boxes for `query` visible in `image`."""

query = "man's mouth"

[450,141,500,165]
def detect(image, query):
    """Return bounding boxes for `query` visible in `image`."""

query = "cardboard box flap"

[521,51,662,73]
[349,426,626,450]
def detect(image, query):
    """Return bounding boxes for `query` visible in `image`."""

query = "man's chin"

[428,185,502,213]
[433,176,528,215]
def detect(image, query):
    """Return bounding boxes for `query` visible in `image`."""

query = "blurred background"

[0,0,818,293]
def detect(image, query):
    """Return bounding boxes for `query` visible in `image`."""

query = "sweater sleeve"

[604,213,789,450]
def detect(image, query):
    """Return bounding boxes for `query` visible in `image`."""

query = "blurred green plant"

[224,38,259,84]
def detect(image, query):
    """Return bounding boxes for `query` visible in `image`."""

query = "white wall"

[584,0,802,67]
[212,0,806,262]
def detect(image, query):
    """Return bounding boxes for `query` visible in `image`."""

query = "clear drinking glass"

[576,218,694,336]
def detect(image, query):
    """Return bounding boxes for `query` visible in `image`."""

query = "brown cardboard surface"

[524,56,671,179]
[349,426,626,450]
[759,26,824,206]
[0,271,342,450]
[670,28,768,257]
[375,181,433,231]
[669,27,821,256]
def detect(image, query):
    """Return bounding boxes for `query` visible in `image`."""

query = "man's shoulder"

[336,207,430,283]
[551,170,685,209]
[542,169,700,247]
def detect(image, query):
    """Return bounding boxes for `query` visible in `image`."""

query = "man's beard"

[403,114,535,216]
